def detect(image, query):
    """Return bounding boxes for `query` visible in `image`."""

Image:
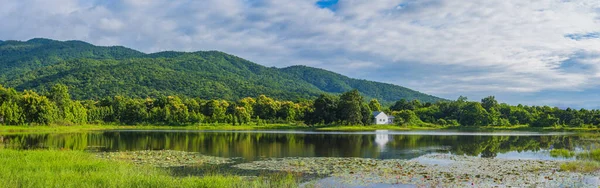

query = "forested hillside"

[0,38,443,103]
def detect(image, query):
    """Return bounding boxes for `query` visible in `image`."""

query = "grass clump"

[560,161,600,173]
[0,149,298,188]
[577,149,600,161]
[549,149,575,158]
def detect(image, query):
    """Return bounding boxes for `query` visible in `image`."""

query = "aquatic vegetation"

[560,161,600,173]
[235,154,599,187]
[577,149,600,161]
[550,149,575,158]
[96,150,233,167]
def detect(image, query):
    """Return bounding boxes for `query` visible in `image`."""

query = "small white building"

[372,111,394,125]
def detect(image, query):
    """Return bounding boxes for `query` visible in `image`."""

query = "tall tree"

[459,102,489,126]
[481,96,499,112]
[254,95,278,120]
[21,90,58,125]
[305,94,338,125]
[368,99,382,112]
[337,90,363,125]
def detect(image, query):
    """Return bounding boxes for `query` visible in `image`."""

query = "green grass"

[314,125,440,131]
[549,149,575,158]
[577,149,600,161]
[442,125,600,132]
[2,123,600,135]
[560,161,600,173]
[0,149,298,188]
[0,123,313,134]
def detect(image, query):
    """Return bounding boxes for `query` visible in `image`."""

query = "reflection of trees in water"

[0,132,380,160]
[0,133,92,150]
[0,132,595,159]
[387,135,581,158]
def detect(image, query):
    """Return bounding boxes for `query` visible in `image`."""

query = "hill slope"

[281,65,441,103]
[0,38,443,103]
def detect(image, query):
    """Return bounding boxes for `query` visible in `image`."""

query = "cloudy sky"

[1,0,600,108]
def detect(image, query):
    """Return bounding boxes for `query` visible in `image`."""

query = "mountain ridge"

[0,38,444,103]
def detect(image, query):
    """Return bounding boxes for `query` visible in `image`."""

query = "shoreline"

[1,124,599,134]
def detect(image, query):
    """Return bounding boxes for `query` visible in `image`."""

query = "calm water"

[0,130,597,161]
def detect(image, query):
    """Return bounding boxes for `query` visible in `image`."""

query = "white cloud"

[1,0,600,107]
[98,18,124,32]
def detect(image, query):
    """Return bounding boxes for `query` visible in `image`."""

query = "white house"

[372,111,394,125]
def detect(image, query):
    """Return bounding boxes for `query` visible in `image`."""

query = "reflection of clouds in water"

[495,150,576,161]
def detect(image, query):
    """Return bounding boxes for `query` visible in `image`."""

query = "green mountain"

[0,38,443,103]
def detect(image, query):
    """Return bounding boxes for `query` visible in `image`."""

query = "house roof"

[372,111,385,116]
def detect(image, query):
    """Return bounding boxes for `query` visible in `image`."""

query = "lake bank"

[1,124,599,134]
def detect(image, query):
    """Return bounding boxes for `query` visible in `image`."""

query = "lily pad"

[96,150,233,167]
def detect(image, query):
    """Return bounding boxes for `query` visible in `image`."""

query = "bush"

[560,161,600,173]
[577,149,600,161]
[549,149,575,158]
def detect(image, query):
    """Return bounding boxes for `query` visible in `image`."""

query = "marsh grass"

[560,161,600,173]
[549,149,575,158]
[0,149,298,188]
[577,149,600,161]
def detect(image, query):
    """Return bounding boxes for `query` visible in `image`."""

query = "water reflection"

[0,130,596,161]
[375,131,390,152]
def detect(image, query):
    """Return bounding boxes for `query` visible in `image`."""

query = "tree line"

[0,84,599,128]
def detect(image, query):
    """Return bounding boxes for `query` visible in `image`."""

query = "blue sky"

[1,0,600,108]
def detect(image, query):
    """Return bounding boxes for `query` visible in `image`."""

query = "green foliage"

[0,39,443,104]
[234,107,251,124]
[531,114,559,127]
[0,100,24,125]
[549,149,575,158]
[577,149,600,161]
[459,102,489,126]
[281,65,441,103]
[254,95,278,120]
[305,94,339,125]
[394,110,423,125]
[384,95,600,128]
[481,96,499,111]
[368,99,382,112]
[47,84,87,124]
[20,90,58,125]
[560,161,600,173]
[337,90,364,125]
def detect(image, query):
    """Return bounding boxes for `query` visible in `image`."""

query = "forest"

[0,38,440,103]
[0,84,598,128]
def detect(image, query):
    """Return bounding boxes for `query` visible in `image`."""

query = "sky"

[1,0,600,108]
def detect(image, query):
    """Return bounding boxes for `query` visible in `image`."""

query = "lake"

[0,130,596,161]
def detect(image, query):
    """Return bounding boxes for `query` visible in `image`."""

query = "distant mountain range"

[0,38,443,103]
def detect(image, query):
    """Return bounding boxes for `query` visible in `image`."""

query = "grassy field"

[0,149,297,188]
[1,123,599,134]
